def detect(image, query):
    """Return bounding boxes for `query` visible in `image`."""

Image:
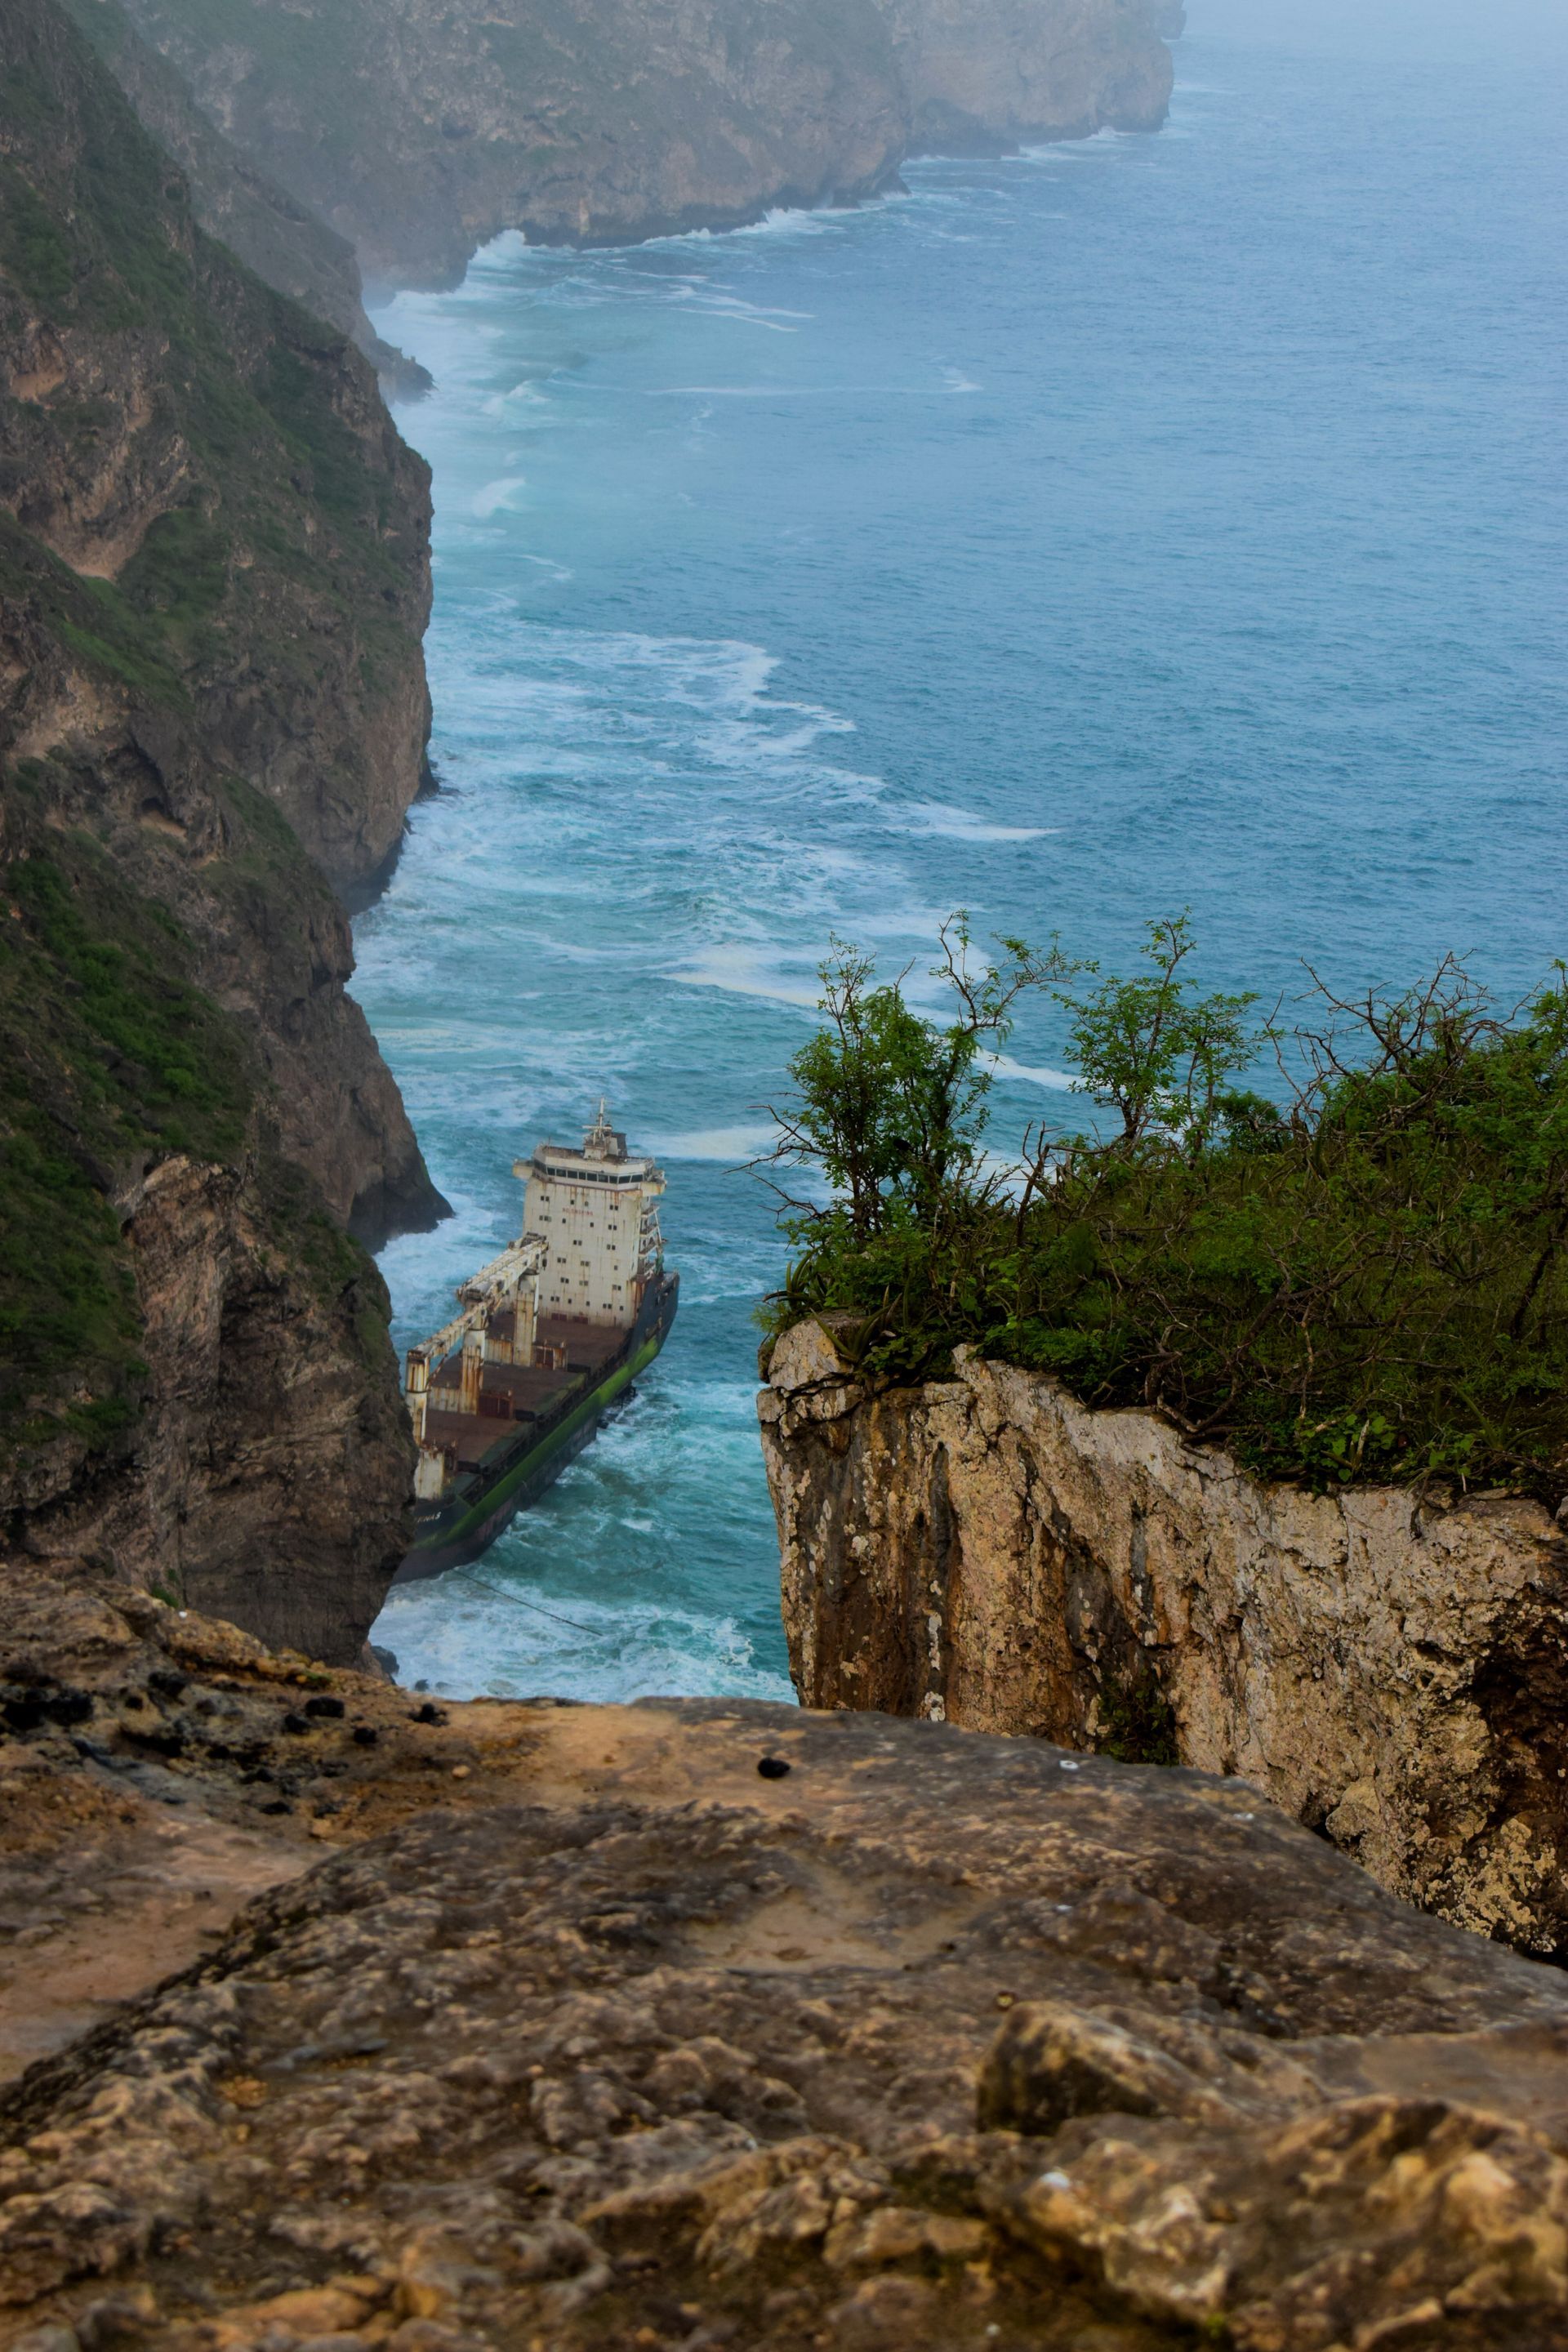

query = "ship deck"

[421,1313,627,1473]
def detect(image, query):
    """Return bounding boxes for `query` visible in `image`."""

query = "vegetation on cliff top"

[763,918,1568,1503]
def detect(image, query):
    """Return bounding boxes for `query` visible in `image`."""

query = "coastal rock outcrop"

[760,1320,1568,1959]
[882,0,1174,155]
[0,0,445,1661]
[114,0,910,289]
[111,0,1176,289]
[8,1570,1568,2347]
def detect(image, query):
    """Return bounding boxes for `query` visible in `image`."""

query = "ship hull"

[393,1275,678,1584]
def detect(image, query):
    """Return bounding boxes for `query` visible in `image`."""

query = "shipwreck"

[397,1105,678,1579]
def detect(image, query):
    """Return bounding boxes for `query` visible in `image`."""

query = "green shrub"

[763,924,1568,1503]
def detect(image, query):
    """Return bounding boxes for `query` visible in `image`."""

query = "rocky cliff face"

[55,0,430,397]
[8,1567,1568,2347]
[113,0,1175,290]
[761,1320,1568,1960]
[0,0,445,1662]
[0,14,435,898]
[881,0,1174,154]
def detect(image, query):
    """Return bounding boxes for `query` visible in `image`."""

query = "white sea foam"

[987,1052,1076,1090]
[731,204,858,240]
[906,800,1052,843]
[652,1122,777,1161]
[378,1578,795,1706]
[472,474,528,518]
[673,946,824,1009]
[670,287,811,331]
[482,381,554,416]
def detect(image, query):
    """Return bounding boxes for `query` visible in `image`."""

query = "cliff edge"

[761,1319,1568,1961]
[7,1564,1568,2348]
[0,0,446,1661]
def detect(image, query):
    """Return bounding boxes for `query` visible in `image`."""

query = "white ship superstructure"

[518,1102,666,1328]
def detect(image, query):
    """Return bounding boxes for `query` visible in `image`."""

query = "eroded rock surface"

[7,1572,1568,2349]
[760,1321,1568,1958]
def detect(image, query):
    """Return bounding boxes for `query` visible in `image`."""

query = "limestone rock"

[8,1683,1568,2346]
[760,1325,1568,1956]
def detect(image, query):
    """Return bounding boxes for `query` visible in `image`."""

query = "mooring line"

[446,1565,599,1637]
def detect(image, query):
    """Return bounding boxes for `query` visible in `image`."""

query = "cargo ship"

[394,1105,678,1582]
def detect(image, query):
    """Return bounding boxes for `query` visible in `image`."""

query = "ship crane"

[404,1234,547,1462]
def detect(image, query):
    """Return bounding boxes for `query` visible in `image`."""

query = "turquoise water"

[360,0,1566,1700]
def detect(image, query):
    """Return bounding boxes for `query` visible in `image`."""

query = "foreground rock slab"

[7,1595,1568,2349]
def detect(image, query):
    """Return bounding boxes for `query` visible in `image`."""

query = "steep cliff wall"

[0,9,436,898]
[0,0,445,1660]
[56,0,430,396]
[113,0,1175,290]
[761,1318,1568,1958]
[882,0,1174,154]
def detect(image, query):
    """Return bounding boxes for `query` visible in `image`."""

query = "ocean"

[359,0,1566,1700]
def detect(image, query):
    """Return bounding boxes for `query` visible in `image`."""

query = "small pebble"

[995,1991,1015,2010]
[757,1756,792,1780]
[451,1764,470,1780]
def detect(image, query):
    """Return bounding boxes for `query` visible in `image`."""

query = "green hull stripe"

[409,1327,666,1558]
